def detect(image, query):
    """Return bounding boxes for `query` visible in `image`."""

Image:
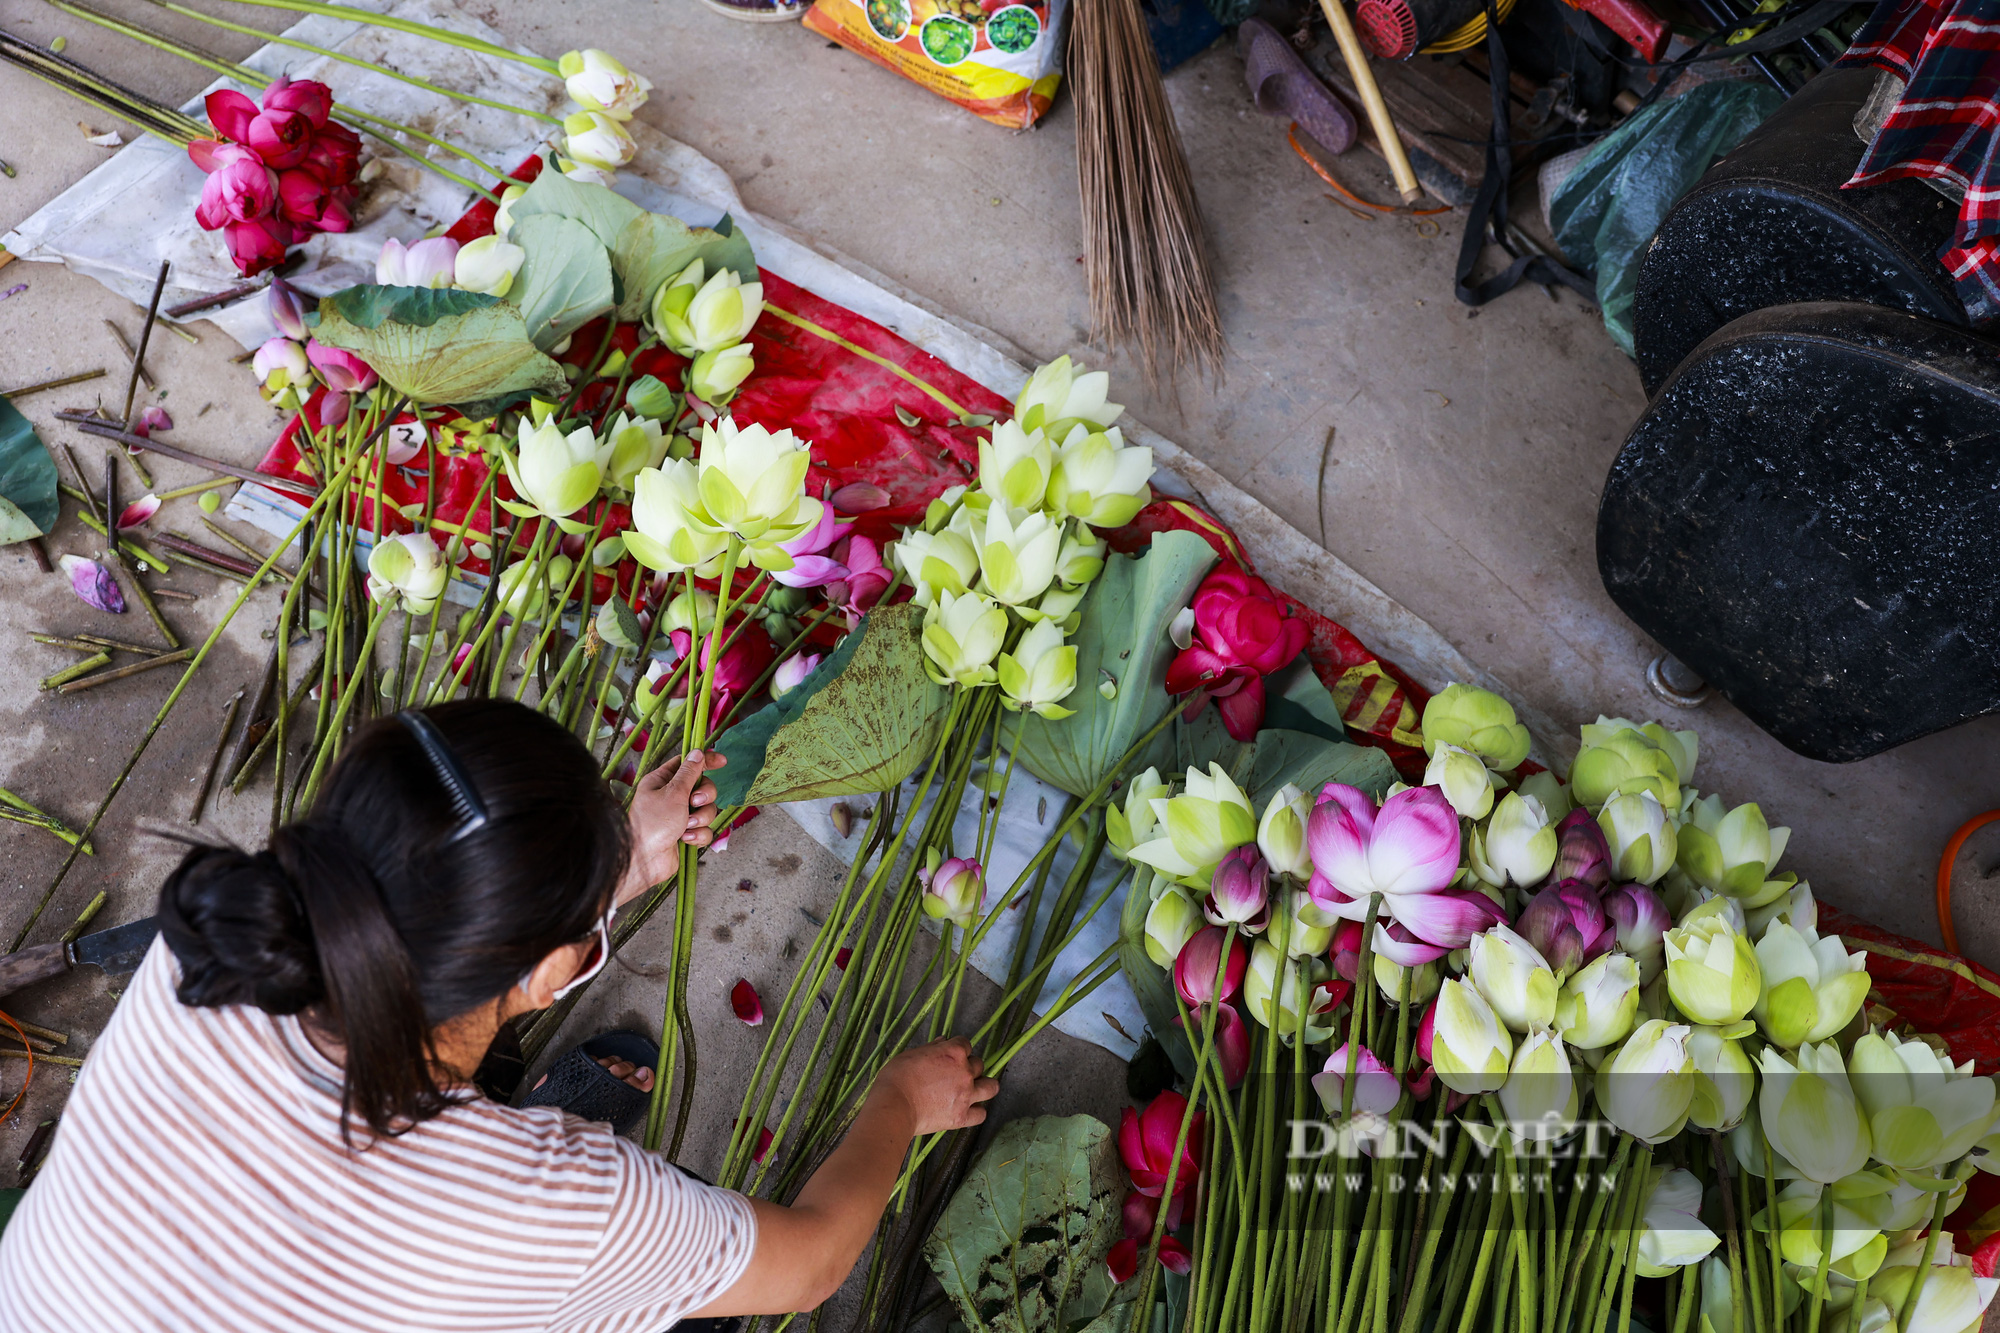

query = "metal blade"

[68,916,160,976]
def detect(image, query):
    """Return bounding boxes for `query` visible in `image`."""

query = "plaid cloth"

[1837,0,2000,322]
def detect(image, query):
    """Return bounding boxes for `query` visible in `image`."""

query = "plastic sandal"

[517,1030,659,1136]
[1239,17,1358,156]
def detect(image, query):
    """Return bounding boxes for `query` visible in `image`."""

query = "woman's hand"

[617,750,727,905]
[873,1037,1000,1136]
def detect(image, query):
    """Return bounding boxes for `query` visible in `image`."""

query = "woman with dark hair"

[0,700,995,1332]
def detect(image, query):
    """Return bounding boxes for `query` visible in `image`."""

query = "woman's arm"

[688,1037,1000,1316]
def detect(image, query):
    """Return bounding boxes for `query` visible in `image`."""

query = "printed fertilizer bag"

[804,0,1065,128]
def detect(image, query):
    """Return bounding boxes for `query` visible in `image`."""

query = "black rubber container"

[1598,301,2000,763]
[1631,68,1969,396]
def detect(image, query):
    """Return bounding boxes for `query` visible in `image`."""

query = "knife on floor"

[0,917,158,999]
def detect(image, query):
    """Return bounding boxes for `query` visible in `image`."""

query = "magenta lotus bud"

[246,106,312,168]
[1174,926,1248,1006]
[1117,1090,1204,1198]
[1311,1043,1402,1120]
[1173,1002,1249,1089]
[1515,879,1614,978]
[921,856,985,929]
[1552,807,1613,889]
[222,215,295,276]
[268,272,310,338]
[1330,919,1365,981]
[204,89,257,142]
[1205,844,1271,929]
[275,168,329,228]
[771,653,823,700]
[194,144,278,230]
[1604,883,1671,981]
[317,391,350,430]
[306,339,377,394]
[260,75,331,128]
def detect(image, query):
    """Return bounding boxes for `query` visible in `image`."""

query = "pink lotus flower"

[276,169,334,228]
[58,555,125,614]
[222,215,295,276]
[669,617,776,721]
[1307,784,1492,960]
[1174,926,1248,1006]
[300,120,363,188]
[770,501,849,590]
[318,390,351,429]
[202,89,260,144]
[268,276,311,341]
[1173,1002,1250,1089]
[1311,1043,1402,1118]
[919,856,985,929]
[260,75,331,128]
[377,236,461,289]
[305,339,377,394]
[1552,808,1613,889]
[1164,566,1310,741]
[116,494,159,531]
[829,481,891,513]
[1330,919,1365,982]
[1205,844,1270,929]
[828,535,893,620]
[1118,1089,1204,1199]
[194,144,277,229]
[770,652,823,699]
[730,978,764,1025]
[245,106,313,169]
[1515,879,1615,977]
[1604,883,1671,977]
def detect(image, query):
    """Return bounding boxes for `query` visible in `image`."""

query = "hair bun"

[159,839,322,1015]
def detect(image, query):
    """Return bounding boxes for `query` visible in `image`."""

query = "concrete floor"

[3,0,1999,1249]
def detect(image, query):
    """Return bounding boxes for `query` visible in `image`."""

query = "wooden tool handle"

[1315,0,1426,204]
[0,943,68,999]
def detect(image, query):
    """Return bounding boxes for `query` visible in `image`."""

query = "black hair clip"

[397,711,490,844]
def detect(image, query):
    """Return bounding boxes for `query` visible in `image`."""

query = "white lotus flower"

[453,234,525,298]
[365,532,449,613]
[978,419,1052,511]
[625,458,728,576]
[500,416,608,528]
[563,110,636,170]
[921,588,1006,688]
[996,618,1077,719]
[1014,355,1122,436]
[976,504,1061,606]
[1047,423,1153,529]
[1635,1168,1721,1277]
[559,48,653,119]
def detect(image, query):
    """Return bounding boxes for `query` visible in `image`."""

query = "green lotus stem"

[139,0,563,123]
[198,0,562,74]
[1671,1256,1700,1333]
[1126,938,1229,1333]
[340,110,504,203]
[1894,1183,1955,1333]
[1615,1143,1653,1333]
[981,948,1119,1076]
[510,512,601,702]
[299,600,388,806]
[1554,1134,1634,1333]
[12,402,403,950]
[485,523,557,694]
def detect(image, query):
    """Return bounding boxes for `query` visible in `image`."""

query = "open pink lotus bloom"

[669,617,776,721]
[1173,926,1248,1006]
[194,145,277,230]
[770,502,849,589]
[1205,844,1270,929]
[222,216,296,277]
[1552,807,1613,888]
[305,339,377,394]
[245,106,313,168]
[1174,1002,1250,1089]
[1118,1089,1204,1198]
[1312,1043,1402,1118]
[729,978,764,1026]
[1516,879,1615,976]
[1304,784,1464,908]
[1370,919,1451,967]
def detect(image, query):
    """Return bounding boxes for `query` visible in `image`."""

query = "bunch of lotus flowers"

[903,356,1154,720]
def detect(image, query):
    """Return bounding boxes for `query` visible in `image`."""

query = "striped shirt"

[0,939,755,1332]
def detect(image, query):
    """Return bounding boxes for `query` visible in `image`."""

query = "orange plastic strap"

[0,1008,34,1129]
[1288,125,1454,218]
[1938,810,2000,956]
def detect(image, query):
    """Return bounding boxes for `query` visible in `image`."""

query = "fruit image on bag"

[805,0,1065,127]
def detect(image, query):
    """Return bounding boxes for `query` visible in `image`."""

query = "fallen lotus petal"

[1158,1237,1193,1275]
[730,978,764,1025]
[829,481,891,513]
[733,1119,775,1164]
[834,947,852,970]
[59,555,126,614]
[116,494,160,530]
[1106,1238,1139,1284]
[132,406,173,439]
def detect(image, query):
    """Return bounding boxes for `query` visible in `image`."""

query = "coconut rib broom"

[1069,0,1224,383]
